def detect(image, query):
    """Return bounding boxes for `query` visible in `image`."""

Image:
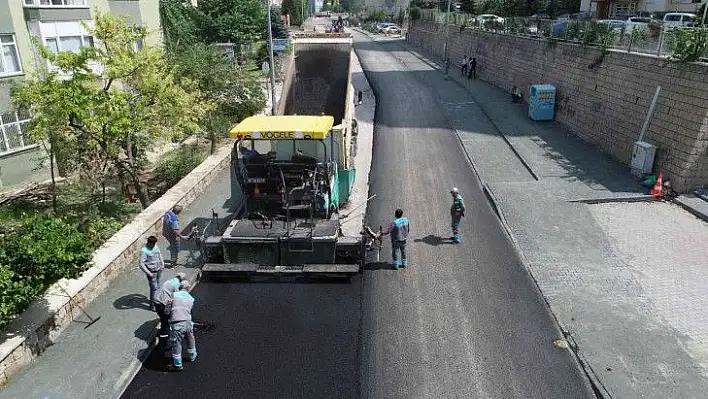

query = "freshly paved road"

[122,32,595,398]
[353,33,593,398]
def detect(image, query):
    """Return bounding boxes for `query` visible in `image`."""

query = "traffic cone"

[650,173,664,197]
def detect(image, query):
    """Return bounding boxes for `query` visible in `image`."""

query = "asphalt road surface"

[122,32,595,399]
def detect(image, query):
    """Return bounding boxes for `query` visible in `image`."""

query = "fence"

[417,9,708,61]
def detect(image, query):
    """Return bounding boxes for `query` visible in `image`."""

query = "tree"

[159,0,201,52]
[12,12,210,208]
[170,43,266,154]
[270,7,290,39]
[459,0,476,14]
[282,0,307,26]
[196,0,267,45]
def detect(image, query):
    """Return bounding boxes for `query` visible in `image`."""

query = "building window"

[44,34,94,55]
[0,35,22,77]
[24,0,88,7]
[0,109,34,155]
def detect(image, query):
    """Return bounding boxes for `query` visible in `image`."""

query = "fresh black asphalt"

[122,34,595,399]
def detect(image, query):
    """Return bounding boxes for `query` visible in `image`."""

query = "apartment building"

[0,0,160,190]
[582,0,704,19]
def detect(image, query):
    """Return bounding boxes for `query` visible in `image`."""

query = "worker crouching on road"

[139,236,165,311]
[450,188,466,243]
[166,280,197,372]
[380,209,410,270]
[154,272,187,341]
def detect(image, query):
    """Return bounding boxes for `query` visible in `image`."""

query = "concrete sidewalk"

[373,35,708,398]
[0,168,233,399]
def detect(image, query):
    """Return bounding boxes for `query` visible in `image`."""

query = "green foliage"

[409,6,422,20]
[668,27,708,63]
[159,0,201,52]
[282,0,308,25]
[270,7,290,39]
[410,0,438,8]
[155,144,209,187]
[170,43,266,150]
[196,0,267,44]
[11,11,211,208]
[0,216,93,326]
[459,0,476,14]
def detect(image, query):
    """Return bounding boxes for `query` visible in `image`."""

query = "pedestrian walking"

[357,90,363,105]
[139,236,165,310]
[380,208,410,269]
[154,272,187,340]
[444,57,450,77]
[468,57,477,80]
[163,205,192,267]
[460,55,468,77]
[449,187,466,243]
[166,280,197,372]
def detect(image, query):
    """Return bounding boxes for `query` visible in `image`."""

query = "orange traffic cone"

[651,173,664,197]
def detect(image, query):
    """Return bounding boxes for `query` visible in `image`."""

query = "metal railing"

[417,9,708,61]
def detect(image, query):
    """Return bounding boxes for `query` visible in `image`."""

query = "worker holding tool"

[153,272,187,341]
[162,205,193,267]
[166,280,197,372]
[450,187,466,243]
[380,208,410,269]
[139,236,165,311]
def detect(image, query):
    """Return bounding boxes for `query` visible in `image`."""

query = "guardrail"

[417,10,708,61]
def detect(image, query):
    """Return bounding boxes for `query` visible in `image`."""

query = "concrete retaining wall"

[0,142,234,385]
[408,21,708,192]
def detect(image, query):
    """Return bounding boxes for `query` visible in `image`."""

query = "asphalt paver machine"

[200,115,372,280]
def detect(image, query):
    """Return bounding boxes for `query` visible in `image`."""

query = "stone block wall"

[409,21,708,192]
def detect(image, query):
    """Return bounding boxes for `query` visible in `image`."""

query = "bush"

[155,144,209,188]
[410,7,421,21]
[0,216,93,326]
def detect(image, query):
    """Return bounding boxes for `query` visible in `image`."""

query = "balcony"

[23,0,88,8]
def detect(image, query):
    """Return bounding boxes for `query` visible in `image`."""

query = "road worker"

[139,236,164,311]
[380,208,410,269]
[162,205,192,267]
[166,280,197,372]
[153,272,187,340]
[450,187,466,243]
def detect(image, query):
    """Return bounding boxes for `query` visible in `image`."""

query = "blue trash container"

[528,84,556,121]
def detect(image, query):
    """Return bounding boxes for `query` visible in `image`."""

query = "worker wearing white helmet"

[449,187,466,243]
[165,280,196,371]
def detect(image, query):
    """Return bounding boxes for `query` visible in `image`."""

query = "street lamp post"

[266,0,278,115]
[443,0,452,77]
[702,0,707,27]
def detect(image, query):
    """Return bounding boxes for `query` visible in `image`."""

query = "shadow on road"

[414,234,453,246]
[365,261,395,270]
[113,293,151,311]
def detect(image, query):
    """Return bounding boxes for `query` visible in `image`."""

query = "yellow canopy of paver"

[229,115,335,140]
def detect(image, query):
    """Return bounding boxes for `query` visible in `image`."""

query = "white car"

[472,14,505,25]
[663,13,697,28]
[597,19,626,33]
[624,16,652,32]
[383,25,401,35]
[376,23,396,33]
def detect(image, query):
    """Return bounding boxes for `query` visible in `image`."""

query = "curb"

[673,195,708,222]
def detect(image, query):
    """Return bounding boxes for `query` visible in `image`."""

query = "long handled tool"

[56,285,101,329]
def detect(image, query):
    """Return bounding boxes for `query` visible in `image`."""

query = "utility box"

[631,141,657,177]
[528,84,556,121]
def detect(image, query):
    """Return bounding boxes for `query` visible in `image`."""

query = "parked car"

[662,13,697,28]
[376,22,396,33]
[383,25,401,35]
[624,16,651,31]
[472,14,505,25]
[597,19,626,33]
